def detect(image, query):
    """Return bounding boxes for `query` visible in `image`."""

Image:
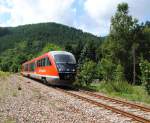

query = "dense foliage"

[0,23,101,54]
[76,60,96,86]
[0,3,150,95]
[75,3,150,95]
[0,23,102,72]
[139,59,150,94]
[99,3,150,83]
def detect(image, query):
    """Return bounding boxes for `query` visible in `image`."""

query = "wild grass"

[0,81,19,98]
[4,117,16,123]
[0,71,10,78]
[0,72,18,98]
[0,79,9,98]
[81,81,150,104]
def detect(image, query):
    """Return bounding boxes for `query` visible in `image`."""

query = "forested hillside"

[75,3,150,96]
[0,3,150,97]
[0,22,102,72]
[0,22,102,54]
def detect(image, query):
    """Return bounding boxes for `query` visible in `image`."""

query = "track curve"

[56,88,150,123]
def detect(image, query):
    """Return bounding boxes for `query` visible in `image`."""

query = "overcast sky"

[0,0,150,36]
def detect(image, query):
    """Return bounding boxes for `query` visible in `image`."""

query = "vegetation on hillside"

[0,23,102,72]
[75,3,150,98]
[0,2,150,102]
[0,22,101,55]
[139,58,150,94]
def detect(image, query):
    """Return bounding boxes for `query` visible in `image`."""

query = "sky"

[0,0,150,36]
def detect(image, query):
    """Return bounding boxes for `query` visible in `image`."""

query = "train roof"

[22,51,74,65]
[50,51,73,56]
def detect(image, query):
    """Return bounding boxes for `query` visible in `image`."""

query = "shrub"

[114,64,125,81]
[139,59,150,95]
[95,62,103,80]
[92,81,133,94]
[76,60,96,86]
[97,58,116,81]
[110,81,133,94]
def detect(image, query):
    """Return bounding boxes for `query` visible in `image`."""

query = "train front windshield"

[54,54,76,64]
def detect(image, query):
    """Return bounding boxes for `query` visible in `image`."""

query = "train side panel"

[33,53,60,83]
[22,53,59,81]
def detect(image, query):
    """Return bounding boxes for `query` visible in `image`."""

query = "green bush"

[76,60,96,86]
[93,81,133,94]
[139,59,150,95]
[114,64,125,81]
[110,81,133,94]
[90,82,150,104]
[97,58,116,81]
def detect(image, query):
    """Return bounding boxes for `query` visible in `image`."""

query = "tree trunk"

[132,45,136,85]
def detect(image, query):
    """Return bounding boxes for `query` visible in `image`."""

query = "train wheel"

[42,77,47,85]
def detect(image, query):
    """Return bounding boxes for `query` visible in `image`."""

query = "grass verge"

[76,81,150,104]
[0,71,10,78]
[4,117,16,123]
[0,71,19,98]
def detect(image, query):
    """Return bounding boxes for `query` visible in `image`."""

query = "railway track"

[20,76,150,123]
[56,88,150,123]
[81,90,150,112]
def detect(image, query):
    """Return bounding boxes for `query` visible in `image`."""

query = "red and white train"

[21,51,76,85]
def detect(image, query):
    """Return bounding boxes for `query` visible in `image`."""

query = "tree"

[140,23,150,61]
[77,60,96,86]
[73,40,84,61]
[98,58,116,81]
[38,43,62,56]
[65,43,73,53]
[0,22,102,72]
[105,2,140,83]
[139,59,150,95]
[114,64,125,81]
[78,40,96,69]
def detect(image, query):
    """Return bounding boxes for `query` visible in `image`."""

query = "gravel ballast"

[0,75,139,123]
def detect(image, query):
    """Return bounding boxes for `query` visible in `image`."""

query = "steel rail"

[56,88,150,123]
[81,90,150,112]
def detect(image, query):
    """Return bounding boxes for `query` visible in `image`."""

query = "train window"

[35,61,37,67]
[54,54,76,64]
[25,64,28,71]
[33,63,35,71]
[37,57,51,67]
[29,64,31,71]
[30,62,35,71]
[39,60,41,67]
[37,59,42,67]
[37,61,39,67]
[46,57,51,66]
[41,59,43,67]
[42,58,46,66]
[22,65,24,71]
[39,60,42,67]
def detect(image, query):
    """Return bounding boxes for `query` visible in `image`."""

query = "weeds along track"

[56,88,150,123]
